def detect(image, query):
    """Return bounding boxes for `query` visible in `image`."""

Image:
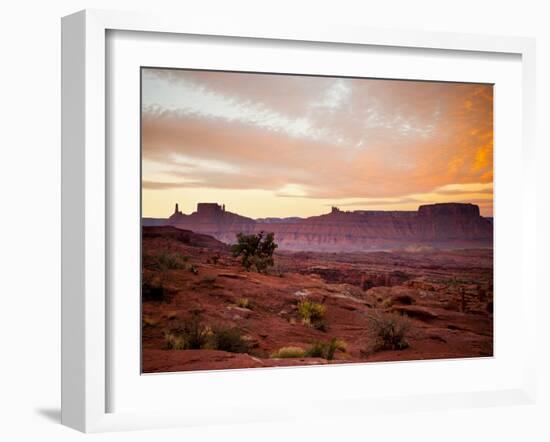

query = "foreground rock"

[142,227,493,373]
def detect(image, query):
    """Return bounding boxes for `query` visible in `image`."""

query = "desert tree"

[231,231,278,272]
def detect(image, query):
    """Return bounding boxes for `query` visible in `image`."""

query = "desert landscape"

[141,68,493,373]
[141,202,493,373]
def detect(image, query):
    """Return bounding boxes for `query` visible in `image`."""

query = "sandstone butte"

[143,202,493,252]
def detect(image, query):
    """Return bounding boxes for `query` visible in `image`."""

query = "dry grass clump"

[305,338,346,360]
[297,300,326,328]
[163,312,251,354]
[163,311,210,350]
[381,297,393,309]
[271,346,306,358]
[164,332,187,350]
[144,250,188,271]
[142,315,159,328]
[364,311,411,354]
[270,339,347,361]
[236,298,251,309]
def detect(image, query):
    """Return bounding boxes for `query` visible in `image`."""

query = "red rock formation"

[165,202,492,251]
[168,203,256,243]
[142,226,227,249]
[415,203,491,241]
[141,228,493,373]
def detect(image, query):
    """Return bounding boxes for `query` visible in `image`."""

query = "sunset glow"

[142,69,493,218]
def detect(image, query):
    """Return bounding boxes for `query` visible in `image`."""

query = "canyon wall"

[161,202,492,251]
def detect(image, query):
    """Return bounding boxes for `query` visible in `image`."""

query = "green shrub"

[211,326,250,353]
[142,279,166,302]
[231,232,278,272]
[271,346,306,358]
[297,300,326,326]
[305,338,346,360]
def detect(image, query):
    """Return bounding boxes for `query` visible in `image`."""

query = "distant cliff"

[168,203,256,244]
[154,202,492,252]
[142,217,169,227]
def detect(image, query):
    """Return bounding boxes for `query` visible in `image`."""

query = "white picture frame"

[61,9,537,433]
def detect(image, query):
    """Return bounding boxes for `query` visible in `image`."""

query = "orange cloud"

[142,69,493,216]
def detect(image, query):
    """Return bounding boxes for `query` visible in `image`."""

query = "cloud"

[142,180,190,190]
[434,188,493,196]
[142,69,493,208]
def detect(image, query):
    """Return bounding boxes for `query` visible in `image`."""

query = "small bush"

[211,326,250,353]
[271,346,306,358]
[154,251,188,270]
[366,311,410,352]
[142,315,159,328]
[313,319,328,332]
[166,311,210,350]
[184,312,210,349]
[142,279,166,302]
[236,298,251,309]
[305,338,346,360]
[305,342,325,358]
[297,300,326,326]
[164,332,186,350]
[381,297,393,309]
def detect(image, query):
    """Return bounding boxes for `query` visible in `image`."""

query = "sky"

[141,68,493,218]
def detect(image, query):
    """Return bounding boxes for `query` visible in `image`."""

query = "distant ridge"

[142,217,169,227]
[143,202,493,252]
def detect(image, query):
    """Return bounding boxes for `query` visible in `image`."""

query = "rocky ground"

[142,226,493,373]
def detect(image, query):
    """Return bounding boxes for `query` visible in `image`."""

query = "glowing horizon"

[142,69,493,218]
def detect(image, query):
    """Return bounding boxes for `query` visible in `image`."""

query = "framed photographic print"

[61,9,537,432]
[140,68,495,373]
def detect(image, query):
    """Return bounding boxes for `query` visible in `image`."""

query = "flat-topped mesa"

[166,201,492,251]
[197,202,225,216]
[168,202,255,243]
[418,202,480,218]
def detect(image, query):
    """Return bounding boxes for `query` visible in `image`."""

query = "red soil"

[142,227,493,373]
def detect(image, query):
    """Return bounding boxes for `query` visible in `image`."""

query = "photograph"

[140,68,494,373]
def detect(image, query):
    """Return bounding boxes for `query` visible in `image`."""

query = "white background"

[109,30,523,414]
[0,1,548,441]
